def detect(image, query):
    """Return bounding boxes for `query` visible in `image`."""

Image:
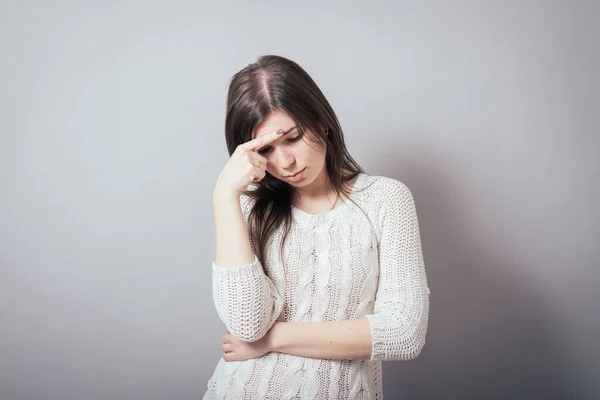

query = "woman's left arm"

[364,180,430,361]
[268,319,372,360]
[222,318,372,361]
[270,181,430,361]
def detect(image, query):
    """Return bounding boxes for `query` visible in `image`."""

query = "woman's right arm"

[212,190,254,267]
[211,128,286,342]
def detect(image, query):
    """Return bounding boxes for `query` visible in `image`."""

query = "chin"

[290,175,316,188]
[288,181,310,187]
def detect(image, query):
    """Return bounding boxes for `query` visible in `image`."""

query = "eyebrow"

[257,126,297,141]
[281,126,298,135]
[256,126,298,152]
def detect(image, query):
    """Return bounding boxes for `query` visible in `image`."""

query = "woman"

[205,55,430,399]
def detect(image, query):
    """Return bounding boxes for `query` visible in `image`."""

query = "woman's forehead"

[252,111,297,139]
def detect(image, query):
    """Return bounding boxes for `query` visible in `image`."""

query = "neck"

[292,168,358,210]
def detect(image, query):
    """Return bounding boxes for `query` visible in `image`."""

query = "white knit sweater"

[204,173,430,399]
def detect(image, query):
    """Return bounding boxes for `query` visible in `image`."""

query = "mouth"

[285,168,306,178]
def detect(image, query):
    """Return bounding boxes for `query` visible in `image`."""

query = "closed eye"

[287,134,303,142]
[257,132,304,155]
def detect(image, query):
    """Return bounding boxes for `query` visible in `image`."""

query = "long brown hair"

[224,55,364,267]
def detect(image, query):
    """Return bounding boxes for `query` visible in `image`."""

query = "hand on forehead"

[252,110,298,139]
[244,126,292,151]
[253,124,296,140]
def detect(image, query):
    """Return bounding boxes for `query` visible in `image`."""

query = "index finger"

[244,128,285,151]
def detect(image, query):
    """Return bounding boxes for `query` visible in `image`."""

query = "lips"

[285,168,305,178]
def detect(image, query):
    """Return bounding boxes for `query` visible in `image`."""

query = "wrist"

[267,322,284,352]
[213,186,240,204]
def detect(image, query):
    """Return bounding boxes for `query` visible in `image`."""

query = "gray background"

[1,1,598,399]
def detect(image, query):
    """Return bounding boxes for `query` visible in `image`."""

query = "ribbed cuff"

[365,314,387,361]
[212,255,262,279]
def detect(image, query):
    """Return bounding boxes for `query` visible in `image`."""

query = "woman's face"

[252,110,327,187]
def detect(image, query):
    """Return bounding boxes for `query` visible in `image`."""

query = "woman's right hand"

[213,128,285,199]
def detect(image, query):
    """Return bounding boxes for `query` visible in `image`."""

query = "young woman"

[205,55,430,399]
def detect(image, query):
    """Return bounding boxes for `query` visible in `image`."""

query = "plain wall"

[1,1,598,399]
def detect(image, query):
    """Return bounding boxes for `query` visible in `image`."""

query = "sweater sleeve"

[365,180,430,361]
[211,194,284,342]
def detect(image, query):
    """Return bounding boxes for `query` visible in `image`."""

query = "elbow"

[222,293,284,343]
[398,321,428,360]
[228,325,269,343]
[212,260,284,342]
[402,335,426,360]
[229,297,282,343]
[223,316,275,343]
[380,330,427,361]
[367,309,429,361]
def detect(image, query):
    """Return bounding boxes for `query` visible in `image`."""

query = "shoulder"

[351,174,418,242]
[360,174,415,206]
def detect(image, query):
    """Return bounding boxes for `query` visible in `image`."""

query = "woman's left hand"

[221,330,272,362]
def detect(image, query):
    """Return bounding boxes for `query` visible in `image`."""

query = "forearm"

[212,191,284,342]
[212,191,254,267]
[268,319,372,360]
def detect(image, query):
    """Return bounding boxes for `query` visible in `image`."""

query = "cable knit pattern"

[205,173,430,399]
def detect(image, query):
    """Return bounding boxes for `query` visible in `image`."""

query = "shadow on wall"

[375,136,584,400]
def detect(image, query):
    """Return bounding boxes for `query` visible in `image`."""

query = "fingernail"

[276,129,283,135]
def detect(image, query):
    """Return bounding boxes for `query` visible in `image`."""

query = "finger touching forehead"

[253,110,297,139]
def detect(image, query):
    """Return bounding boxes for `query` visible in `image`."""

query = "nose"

[273,146,295,169]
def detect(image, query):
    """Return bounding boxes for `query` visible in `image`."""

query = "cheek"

[299,141,323,159]
[305,145,326,161]
[265,157,275,171]
[265,158,280,176]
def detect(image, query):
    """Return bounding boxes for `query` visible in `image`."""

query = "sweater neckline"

[291,173,367,223]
